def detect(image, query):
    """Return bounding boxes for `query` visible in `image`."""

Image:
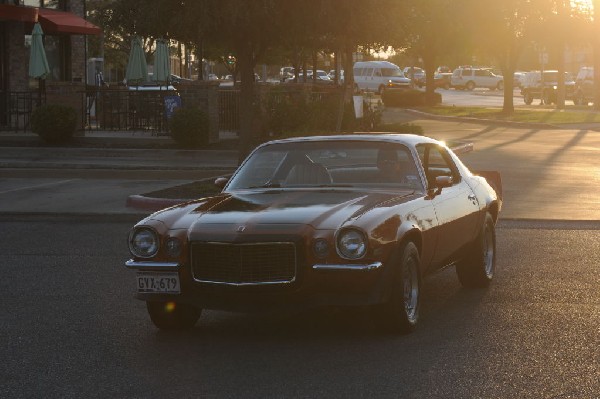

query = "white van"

[353,61,411,94]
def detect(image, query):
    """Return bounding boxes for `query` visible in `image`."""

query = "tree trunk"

[502,69,515,114]
[594,0,600,110]
[195,38,204,81]
[237,45,258,164]
[422,52,437,105]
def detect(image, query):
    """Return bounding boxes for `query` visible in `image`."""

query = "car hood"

[151,189,416,236]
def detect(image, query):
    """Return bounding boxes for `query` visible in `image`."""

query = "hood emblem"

[237,225,246,233]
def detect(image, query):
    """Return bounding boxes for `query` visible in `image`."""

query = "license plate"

[136,272,180,294]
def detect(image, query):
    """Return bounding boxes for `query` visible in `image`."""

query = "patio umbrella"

[153,38,171,84]
[125,36,148,85]
[28,23,50,79]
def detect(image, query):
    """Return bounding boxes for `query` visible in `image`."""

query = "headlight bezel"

[336,228,368,260]
[128,227,160,259]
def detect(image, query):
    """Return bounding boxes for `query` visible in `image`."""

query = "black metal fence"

[1,85,344,136]
[218,89,240,132]
[0,90,45,132]
[83,88,177,134]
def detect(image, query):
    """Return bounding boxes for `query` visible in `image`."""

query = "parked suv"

[451,67,503,90]
[573,67,594,106]
[520,70,575,105]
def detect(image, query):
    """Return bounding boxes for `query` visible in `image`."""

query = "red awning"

[0,4,38,23]
[37,8,101,35]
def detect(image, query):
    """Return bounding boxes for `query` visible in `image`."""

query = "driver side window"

[417,145,460,188]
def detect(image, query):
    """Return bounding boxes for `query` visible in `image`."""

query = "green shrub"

[30,104,77,144]
[169,107,209,147]
[382,89,442,107]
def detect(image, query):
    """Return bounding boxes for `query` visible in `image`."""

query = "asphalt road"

[1,215,598,398]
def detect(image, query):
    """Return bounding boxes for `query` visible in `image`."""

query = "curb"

[125,195,191,212]
[404,108,561,130]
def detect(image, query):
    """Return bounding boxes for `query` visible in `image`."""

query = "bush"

[381,89,442,107]
[30,104,77,144]
[169,107,209,147]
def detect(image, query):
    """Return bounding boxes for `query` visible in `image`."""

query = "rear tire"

[146,301,201,330]
[373,242,421,334]
[523,92,533,105]
[456,213,496,288]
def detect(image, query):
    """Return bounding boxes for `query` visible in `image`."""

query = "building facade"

[1,0,101,129]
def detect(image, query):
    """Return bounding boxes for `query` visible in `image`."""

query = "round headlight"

[337,229,367,259]
[129,228,159,258]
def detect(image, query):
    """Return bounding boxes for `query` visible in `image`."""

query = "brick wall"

[7,22,28,92]
[45,82,85,131]
[68,0,86,83]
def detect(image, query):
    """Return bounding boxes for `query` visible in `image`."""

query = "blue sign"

[164,95,181,119]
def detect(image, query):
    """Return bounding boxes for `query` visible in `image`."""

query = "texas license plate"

[136,272,180,294]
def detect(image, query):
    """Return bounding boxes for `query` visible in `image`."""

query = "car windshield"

[226,141,424,191]
[381,68,404,77]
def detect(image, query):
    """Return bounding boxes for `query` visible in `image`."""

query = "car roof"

[353,61,400,69]
[258,134,441,148]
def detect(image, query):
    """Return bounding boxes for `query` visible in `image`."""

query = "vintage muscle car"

[126,134,502,333]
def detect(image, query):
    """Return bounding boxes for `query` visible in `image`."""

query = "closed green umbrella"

[153,38,171,84]
[28,23,50,79]
[125,36,148,85]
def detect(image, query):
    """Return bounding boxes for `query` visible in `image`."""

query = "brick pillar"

[45,82,85,131]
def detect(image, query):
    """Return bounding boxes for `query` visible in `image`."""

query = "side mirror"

[435,175,453,189]
[214,177,229,189]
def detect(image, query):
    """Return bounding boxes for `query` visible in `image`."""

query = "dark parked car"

[520,70,575,105]
[573,67,594,106]
[125,134,502,334]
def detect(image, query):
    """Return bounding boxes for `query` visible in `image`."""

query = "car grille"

[190,242,297,285]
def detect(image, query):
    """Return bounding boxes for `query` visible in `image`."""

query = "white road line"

[0,179,80,194]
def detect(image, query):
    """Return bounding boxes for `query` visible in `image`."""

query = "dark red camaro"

[126,134,502,333]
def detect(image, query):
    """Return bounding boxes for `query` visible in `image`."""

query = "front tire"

[146,301,201,330]
[456,213,496,288]
[523,91,533,105]
[373,241,421,334]
[496,81,504,91]
[466,81,475,91]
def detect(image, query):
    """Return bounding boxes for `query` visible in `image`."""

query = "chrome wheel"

[372,241,421,333]
[403,254,419,321]
[456,212,496,288]
[483,222,495,278]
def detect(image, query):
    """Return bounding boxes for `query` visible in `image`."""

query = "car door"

[474,69,489,87]
[417,144,480,266]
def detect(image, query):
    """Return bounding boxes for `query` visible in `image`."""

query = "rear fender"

[472,170,502,201]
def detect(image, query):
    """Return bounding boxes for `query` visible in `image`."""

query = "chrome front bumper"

[125,260,180,270]
[312,262,382,271]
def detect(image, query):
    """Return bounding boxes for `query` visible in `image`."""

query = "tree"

[470,0,546,114]
[400,0,472,104]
